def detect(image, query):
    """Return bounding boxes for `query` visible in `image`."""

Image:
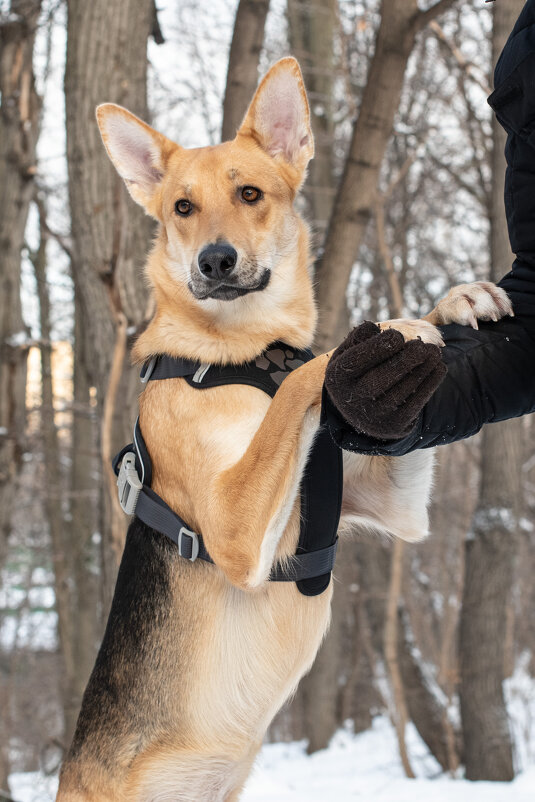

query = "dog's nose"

[198,244,237,281]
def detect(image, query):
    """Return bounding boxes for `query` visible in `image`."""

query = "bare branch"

[150,0,164,44]
[411,0,460,35]
[430,19,491,95]
[428,153,487,207]
[375,198,403,318]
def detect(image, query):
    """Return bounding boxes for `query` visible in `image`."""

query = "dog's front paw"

[379,318,444,347]
[427,281,513,330]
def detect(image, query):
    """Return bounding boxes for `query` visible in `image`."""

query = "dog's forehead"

[164,140,288,198]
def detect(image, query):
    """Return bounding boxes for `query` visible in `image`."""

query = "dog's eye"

[241,186,262,203]
[175,199,193,216]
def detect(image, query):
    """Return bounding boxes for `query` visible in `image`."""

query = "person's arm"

[323,1,535,457]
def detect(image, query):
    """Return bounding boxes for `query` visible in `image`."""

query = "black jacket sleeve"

[323,0,535,457]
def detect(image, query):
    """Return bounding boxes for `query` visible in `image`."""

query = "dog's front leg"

[199,353,331,590]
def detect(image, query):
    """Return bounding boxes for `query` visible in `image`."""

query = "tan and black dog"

[57,58,512,801]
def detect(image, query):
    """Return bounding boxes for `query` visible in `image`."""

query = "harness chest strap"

[113,342,343,595]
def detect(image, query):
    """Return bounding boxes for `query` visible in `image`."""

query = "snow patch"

[242,716,535,801]
[505,652,535,772]
[10,715,535,802]
[472,507,517,533]
[5,331,31,348]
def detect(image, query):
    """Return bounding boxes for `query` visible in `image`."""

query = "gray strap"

[134,483,337,582]
[269,541,338,582]
[136,488,213,563]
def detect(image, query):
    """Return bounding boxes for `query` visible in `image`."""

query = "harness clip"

[178,526,200,562]
[117,452,142,515]
[140,356,157,384]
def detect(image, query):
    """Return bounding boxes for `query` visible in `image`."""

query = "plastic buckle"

[140,356,157,384]
[117,452,142,515]
[178,526,200,562]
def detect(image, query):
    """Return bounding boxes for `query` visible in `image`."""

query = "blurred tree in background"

[0,0,533,795]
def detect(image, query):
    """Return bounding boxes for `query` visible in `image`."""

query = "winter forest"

[1,0,535,799]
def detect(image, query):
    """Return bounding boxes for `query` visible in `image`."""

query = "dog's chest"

[139,379,271,513]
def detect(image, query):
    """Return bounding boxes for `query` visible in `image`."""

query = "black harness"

[113,342,343,596]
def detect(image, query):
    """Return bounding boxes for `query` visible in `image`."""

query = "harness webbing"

[113,342,343,595]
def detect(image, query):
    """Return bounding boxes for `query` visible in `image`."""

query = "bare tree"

[0,0,41,557]
[30,199,76,743]
[64,0,155,607]
[288,0,338,238]
[459,0,525,781]
[314,0,459,350]
[284,0,359,755]
[222,0,270,141]
[30,196,99,746]
[67,287,99,740]
[0,1,42,788]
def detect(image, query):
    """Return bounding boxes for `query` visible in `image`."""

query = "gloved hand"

[324,321,447,440]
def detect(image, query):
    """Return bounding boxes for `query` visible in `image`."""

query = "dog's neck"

[133,231,317,366]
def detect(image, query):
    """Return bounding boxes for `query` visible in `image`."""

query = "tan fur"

[57,59,511,802]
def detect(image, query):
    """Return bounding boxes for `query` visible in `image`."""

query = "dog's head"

[96,59,315,325]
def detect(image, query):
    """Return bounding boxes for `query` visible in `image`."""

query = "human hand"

[324,321,447,440]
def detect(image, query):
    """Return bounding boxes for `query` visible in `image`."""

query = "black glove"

[324,321,447,440]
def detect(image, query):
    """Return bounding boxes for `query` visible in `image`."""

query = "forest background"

[1,0,534,797]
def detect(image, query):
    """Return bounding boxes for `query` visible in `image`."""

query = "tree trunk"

[66,290,99,741]
[398,606,461,772]
[285,0,358,753]
[314,0,458,350]
[31,201,78,745]
[297,538,361,752]
[0,0,41,557]
[64,0,153,608]
[384,539,414,777]
[459,0,524,782]
[287,0,337,240]
[221,0,270,141]
[0,2,42,786]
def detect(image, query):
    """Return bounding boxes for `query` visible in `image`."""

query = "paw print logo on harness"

[255,347,308,386]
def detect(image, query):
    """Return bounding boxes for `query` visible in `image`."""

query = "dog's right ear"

[96,104,176,215]
[236,57,314,189]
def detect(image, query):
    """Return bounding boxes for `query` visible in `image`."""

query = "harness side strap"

[269,540,338,582]
[136,485,337,581]
[135,487,214,563]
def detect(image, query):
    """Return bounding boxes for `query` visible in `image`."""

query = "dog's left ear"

[237,58,314,185]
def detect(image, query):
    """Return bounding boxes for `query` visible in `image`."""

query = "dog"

[56,58,512,801]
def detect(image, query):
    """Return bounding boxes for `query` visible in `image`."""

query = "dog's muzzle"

[189,242,271,301]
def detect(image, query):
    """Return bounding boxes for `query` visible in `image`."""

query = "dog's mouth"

[188,268,271,301]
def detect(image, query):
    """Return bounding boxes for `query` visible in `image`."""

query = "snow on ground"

[506,652,535,771]
[10,715,535,802]
[242,717,535,801]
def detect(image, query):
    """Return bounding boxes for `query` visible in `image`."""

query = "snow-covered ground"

[10,714,535,802]
[243,717,535,801]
